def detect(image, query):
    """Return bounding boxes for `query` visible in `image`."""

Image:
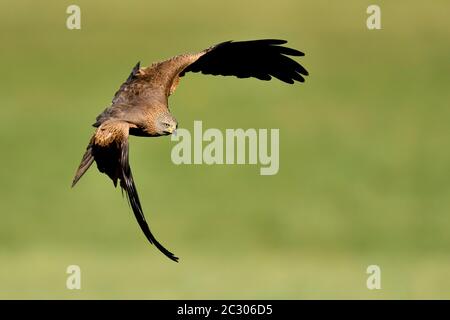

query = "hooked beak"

[164,123,178,135]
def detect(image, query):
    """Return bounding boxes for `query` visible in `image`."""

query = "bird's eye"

[164,122,171,127]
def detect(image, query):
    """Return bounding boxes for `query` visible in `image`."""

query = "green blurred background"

[1,0,449,299]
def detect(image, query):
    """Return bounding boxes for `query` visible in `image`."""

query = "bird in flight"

[72,39,308,262]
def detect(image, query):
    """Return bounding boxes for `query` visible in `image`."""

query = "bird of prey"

[72,39,308,262]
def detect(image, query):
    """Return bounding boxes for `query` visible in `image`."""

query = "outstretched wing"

[180,39,308,84]
[72,120,178,262]
[140,39,308,98]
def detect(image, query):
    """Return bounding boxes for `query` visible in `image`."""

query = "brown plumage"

[72,39,309,262]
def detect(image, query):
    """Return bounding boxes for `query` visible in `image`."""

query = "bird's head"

[156,113,178,136]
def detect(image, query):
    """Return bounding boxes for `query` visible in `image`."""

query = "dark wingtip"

[151,240,180,262]
[71,172,81,188]
[126,61,141,82]
[71,173,83,187]
[263,39,288,44]
[285,49,305,57]
[120,163,180,263]
[167,254,179,263]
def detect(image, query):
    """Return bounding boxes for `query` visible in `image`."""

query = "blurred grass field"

[1,0,450,299]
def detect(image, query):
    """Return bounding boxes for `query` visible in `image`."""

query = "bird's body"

[72,39,308,262]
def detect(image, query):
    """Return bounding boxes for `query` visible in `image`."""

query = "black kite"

[72,39,309,262]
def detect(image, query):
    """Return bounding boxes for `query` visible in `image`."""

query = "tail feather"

[72,139,95,187]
